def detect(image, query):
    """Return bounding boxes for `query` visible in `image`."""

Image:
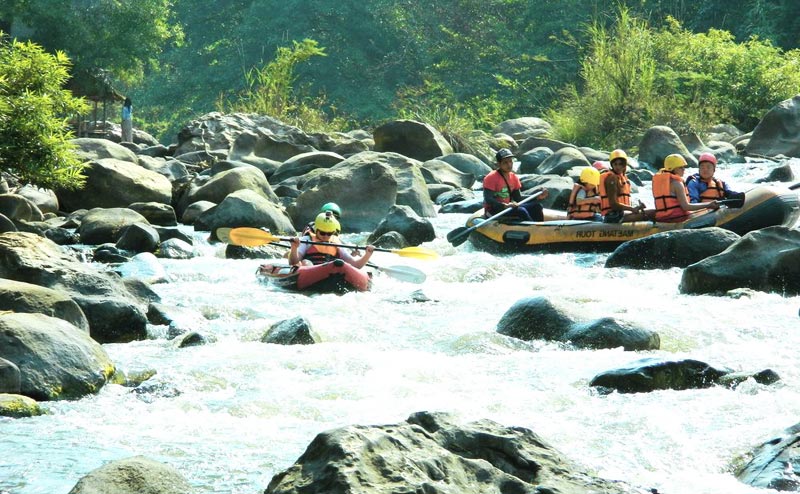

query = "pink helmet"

[698,152,717,166]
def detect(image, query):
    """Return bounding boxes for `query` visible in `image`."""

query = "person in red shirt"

[483,148,549,221]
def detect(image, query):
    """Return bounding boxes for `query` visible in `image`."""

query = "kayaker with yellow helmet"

[653,154,719,222]
[289,211,374,267]
[568,167,602,221]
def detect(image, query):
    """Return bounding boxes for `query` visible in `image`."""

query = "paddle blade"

[374,265,427,284]
[391,246,439,260]
[228,227,280,247]
[215,227,233,243]
[446,227,471,247]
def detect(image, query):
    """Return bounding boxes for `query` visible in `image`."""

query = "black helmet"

[495,148,514,161]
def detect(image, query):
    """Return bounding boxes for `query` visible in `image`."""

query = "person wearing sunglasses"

[301,202,342,238]
[289,211,374,268]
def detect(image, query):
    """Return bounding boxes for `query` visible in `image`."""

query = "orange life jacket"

[599,171,631,215]
[567,184,600,219]
[304,235,339,265]
[687,176,725,201]
[653,171,689,222]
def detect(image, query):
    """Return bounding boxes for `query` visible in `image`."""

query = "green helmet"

[320,202,341,218]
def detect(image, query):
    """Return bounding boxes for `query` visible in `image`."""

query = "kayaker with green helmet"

[290,211,374,268]
[301,202,342,237]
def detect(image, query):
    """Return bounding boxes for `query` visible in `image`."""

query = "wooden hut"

[67,68,125,138]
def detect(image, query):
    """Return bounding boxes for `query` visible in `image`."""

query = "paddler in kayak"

[289,211,375,268]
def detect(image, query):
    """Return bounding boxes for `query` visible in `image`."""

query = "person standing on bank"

[121,97,133,143]
[483,148,549,221]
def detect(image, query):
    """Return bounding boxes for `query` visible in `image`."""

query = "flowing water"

[1,163,799,494]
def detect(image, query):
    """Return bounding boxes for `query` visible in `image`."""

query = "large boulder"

[176,166,280,217]
[70,137,139,164]
[496,296,658,351]
[746,94,800,158]
[0,312,114,400]
[270,151,346,184]
[68,456,192,494]
[534,147,591,175]
[373,119,453,161]
[680,226,800,295]
[435,153,492,180]
[229,129,312,172]
[293,151,436,232]
[14,185,59,214]
[0,193,45,222]
[637,126,695,169]
[420,159,475,188]
[0,232,150,343]
[196,189,295,234]
[56,159,173,212]
[736,421,800,490]
[492,117,552,141]
[78,208,151,245]
[0,279,89,332]
[265,411,644,494]
[367,205,436,246]
[606,228,741,269]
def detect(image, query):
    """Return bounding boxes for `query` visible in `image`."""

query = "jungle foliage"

[0,34,88,189]
[2,0,800,160]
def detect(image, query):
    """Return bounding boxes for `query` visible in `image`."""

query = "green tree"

[0,34,89,189]
[1,0,181,85]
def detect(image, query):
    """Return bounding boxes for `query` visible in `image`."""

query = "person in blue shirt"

[121,97,133,142]
[685,152,742,205]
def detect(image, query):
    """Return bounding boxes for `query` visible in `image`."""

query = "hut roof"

[66,68,124,102]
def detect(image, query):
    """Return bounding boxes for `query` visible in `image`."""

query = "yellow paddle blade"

[228,227,282,247]
[391,246,439,260]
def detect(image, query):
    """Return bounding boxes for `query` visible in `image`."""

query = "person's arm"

[340,246,375,268]
[575,189,600,205]
[672,181,718,212]
[483,188,507,213]
[288,237,310,265]
[686,177,702,203]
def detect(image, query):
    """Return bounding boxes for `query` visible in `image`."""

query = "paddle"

[718,191,745,208]
[227,227,439,260]
[446,190,543,247]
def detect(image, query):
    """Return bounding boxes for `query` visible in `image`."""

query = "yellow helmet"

[579,167,601,186]
[314,211,340,233]
[664,154,687,171]
[609,149,628,165]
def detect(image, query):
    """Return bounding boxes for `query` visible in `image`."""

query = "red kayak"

[256,259,372,294]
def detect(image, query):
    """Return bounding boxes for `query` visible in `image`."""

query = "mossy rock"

[0,393,44,418]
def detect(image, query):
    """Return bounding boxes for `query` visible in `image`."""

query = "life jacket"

[653,171,689,222]
[687,175,725,201]
[567,184,600,219]
[598,170,631,215]
[303,235,339,265]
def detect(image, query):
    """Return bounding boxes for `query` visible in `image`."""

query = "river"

[1,163,799,494]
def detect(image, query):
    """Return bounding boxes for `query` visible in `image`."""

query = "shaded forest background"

[3,0,800,149]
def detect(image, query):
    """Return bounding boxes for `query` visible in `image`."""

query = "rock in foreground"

[265,411,649,494]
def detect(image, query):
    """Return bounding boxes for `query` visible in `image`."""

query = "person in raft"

[599,149,654,223]
[685,152,743,205]
[289,211,374,267]
[483,148,549,221]
[567,167,602,221]
[301,202,342,237]
[653,154,719,222]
